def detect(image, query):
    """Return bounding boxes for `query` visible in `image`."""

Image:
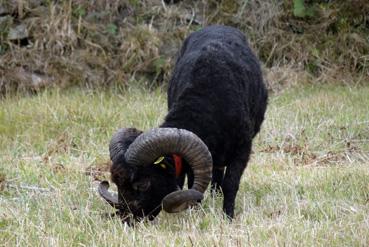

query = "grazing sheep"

[99,25,268,221]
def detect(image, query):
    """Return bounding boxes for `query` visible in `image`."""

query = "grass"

[0,84,368,246]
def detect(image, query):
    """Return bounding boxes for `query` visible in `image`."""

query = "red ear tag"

[173,154,183,178]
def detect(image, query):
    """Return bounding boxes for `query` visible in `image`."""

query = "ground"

[0,84,368,246]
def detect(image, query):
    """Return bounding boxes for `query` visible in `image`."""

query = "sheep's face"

[111,158,178,220]
[99,127,212,221]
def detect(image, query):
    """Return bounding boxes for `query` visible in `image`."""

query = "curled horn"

[109,128,143,164]
[124,128,212,213]
[98,181,121,209]
[98,128,143,208]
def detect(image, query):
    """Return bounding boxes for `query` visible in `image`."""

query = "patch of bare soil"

[0,172,6,191]
[43,132,77,163]
[85,160,112,181]
[260,142,366,166]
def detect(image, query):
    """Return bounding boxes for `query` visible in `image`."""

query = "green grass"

[0,84,368,246]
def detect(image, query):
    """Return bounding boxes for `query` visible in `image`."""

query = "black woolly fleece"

[162,25,267,170]
[161,25,268,217]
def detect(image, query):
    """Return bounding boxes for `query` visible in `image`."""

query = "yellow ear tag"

[154,156,165,164]
[159,163,166,169]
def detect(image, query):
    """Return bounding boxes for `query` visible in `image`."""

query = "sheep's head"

[98,128,212,221]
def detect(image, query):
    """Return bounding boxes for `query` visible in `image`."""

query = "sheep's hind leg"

[221,143,252,219]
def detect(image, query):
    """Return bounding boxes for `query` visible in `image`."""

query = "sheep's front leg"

[221,144,251,218]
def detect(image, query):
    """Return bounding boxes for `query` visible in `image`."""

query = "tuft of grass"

[0,84,368,246]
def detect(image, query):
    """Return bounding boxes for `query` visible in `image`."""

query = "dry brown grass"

[0,0,368,94]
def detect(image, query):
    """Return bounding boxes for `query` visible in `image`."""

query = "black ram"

[99,25,268,220]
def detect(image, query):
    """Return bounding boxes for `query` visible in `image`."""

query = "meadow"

[0,84,368,246]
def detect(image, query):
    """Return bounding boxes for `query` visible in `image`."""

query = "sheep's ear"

[132,178,151,192]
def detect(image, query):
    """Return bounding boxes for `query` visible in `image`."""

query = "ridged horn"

[102,128,143,210]
[124,128,212,213]
[162,189,204,213]
[109,128,143,164]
